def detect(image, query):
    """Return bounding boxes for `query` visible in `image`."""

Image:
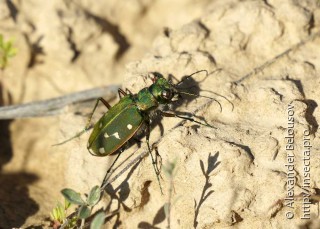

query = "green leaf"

[61,188,86,205]
[57,203,64,217]
[8,48,17,57]
[87,185,101,206]
[50,202,65,223]
[4,41,12,51]
[50,208,58,220]
[90,212,106,229]
[0,34,17,69]
[78,205,91,219]
[64,198,71,210]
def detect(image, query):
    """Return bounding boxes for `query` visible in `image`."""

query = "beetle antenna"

[175,70,208,86]
[52,125,92,146]
[178,91,223,112]
[185,89,234,111]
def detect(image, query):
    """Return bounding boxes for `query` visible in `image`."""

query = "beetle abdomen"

[88,96,144,156]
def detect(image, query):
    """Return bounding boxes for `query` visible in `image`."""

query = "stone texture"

[0,0,320,228]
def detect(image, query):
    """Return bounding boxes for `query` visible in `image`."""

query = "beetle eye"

[161,89,173,100]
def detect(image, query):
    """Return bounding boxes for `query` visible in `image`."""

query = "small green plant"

[51,185,106,229]
[90,212,106,229]
[50,198,77,229]
[0,34,17,69]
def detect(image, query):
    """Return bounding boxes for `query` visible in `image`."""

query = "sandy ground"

[0,0,320,228]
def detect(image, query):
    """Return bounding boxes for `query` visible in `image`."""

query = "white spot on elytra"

[99,147,105,154]
[99,122,102,128]
[104,132,109,138]
[112,132,120,139]
[127,124,133,130]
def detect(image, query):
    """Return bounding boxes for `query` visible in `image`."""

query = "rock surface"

[0,0,319,228]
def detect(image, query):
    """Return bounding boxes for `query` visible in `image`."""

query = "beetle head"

[149,72,177,104]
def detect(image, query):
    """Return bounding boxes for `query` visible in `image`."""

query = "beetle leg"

[118,88,127,98]
[85,97,111,129]
[160,111,216,129]
[131,136,143,148]
[52,128,88,146]
[145,120,163,194]
[152,142,163,178]
[125,88,133,95]
[53,97,111,146]
[168,73,179,84]
[100,150,123,188]
[118,88,133,98]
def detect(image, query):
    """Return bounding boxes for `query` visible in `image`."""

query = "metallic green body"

[88,95,143,156]
[88,74,174,156]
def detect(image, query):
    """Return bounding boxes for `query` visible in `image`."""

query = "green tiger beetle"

[55,70,221,194]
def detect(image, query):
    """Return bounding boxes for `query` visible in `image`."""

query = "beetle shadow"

[146,73,203,138]
[169,73,202,110]
[193,152,220,229]
[172,71,234,111]
[101,153,144,228]
[140,72,220,173]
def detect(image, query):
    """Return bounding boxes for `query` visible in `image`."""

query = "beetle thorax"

[135,88,158,112]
